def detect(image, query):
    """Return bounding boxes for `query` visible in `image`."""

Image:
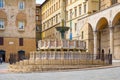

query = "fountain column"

[56,0,69,39]
[60,0,66,26]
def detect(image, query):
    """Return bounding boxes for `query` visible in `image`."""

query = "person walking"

[0,57,3,64]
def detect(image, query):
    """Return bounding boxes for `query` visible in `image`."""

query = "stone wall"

[0,38,36,62]
[0,0,36,62]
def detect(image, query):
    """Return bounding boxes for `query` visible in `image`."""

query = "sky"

[36,0,45,4]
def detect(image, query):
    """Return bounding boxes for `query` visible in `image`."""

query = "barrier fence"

[9,52,112,65]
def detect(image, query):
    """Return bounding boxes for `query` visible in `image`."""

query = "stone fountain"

[8,0,110,73]
[56,20,69,39]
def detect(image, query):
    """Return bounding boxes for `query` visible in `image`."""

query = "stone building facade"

[0,0,36,62]
[41,0,120,59]
[41,0,61,39]
[100,0,118,10]
[76,1,120,59]
[41,0,99,40]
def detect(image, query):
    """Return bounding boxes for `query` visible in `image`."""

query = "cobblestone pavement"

[0,63,120,80]
[0,63,8,74]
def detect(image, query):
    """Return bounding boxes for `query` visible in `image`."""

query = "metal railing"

[9,52,112,66]
[9,53,29,64]
[30,51,112,65]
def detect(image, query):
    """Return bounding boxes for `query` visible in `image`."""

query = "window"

[66,11,68,20]
[0,0,4,8]
[18,21,24,30]
[82,31,84,39]
[74,7,77,17]
[56,14,58,23]
[19,38,23,46]
[19,1,25,10]
[56,2,58,9]
[51,18,53,26]
[84,3,86,13]
[75,23,77,31]
[70,9,72,19]
[79,5,81,15]
[0,19,4,29]
[54,4,55,11]
[0,37,3,45]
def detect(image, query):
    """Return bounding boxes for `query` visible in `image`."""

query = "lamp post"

[69,11,74,40]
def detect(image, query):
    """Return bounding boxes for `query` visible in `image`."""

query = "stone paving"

[0,63,8,74]
[0,62,120,80]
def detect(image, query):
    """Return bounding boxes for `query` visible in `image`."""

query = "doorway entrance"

[18,50,25,61]
[0,50,6,62]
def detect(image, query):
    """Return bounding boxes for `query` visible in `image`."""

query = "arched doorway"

[96,17,109,57]
[112,12,120,59]
[0,50,6,62]
[18,50,25,61]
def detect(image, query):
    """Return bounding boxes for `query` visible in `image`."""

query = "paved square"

[0,63,120,80]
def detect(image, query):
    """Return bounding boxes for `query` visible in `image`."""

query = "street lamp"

[69,11,74,40]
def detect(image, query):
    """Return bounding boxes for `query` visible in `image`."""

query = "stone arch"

[112,12,120,26]
[112,12,120,59]
[96,17,110,56]
[16,12,27,27]
[96,17,108,31]
[0,10,7,27]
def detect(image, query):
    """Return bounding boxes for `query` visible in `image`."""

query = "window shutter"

[0,37,3,45]
[19,38,23,46]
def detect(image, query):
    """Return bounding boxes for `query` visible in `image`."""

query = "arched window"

[0,0,4,8]
[19,1,25,10]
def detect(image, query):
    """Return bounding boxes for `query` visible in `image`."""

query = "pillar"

[60,0,66,26]
[109,27,114,54]
[93,31,98,55]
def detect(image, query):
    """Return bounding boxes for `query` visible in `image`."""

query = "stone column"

[109,27,114,54]
[60,0,66,26]
[93,31,98,55]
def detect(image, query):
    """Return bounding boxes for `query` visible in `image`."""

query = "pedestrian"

[0,57,3,64]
